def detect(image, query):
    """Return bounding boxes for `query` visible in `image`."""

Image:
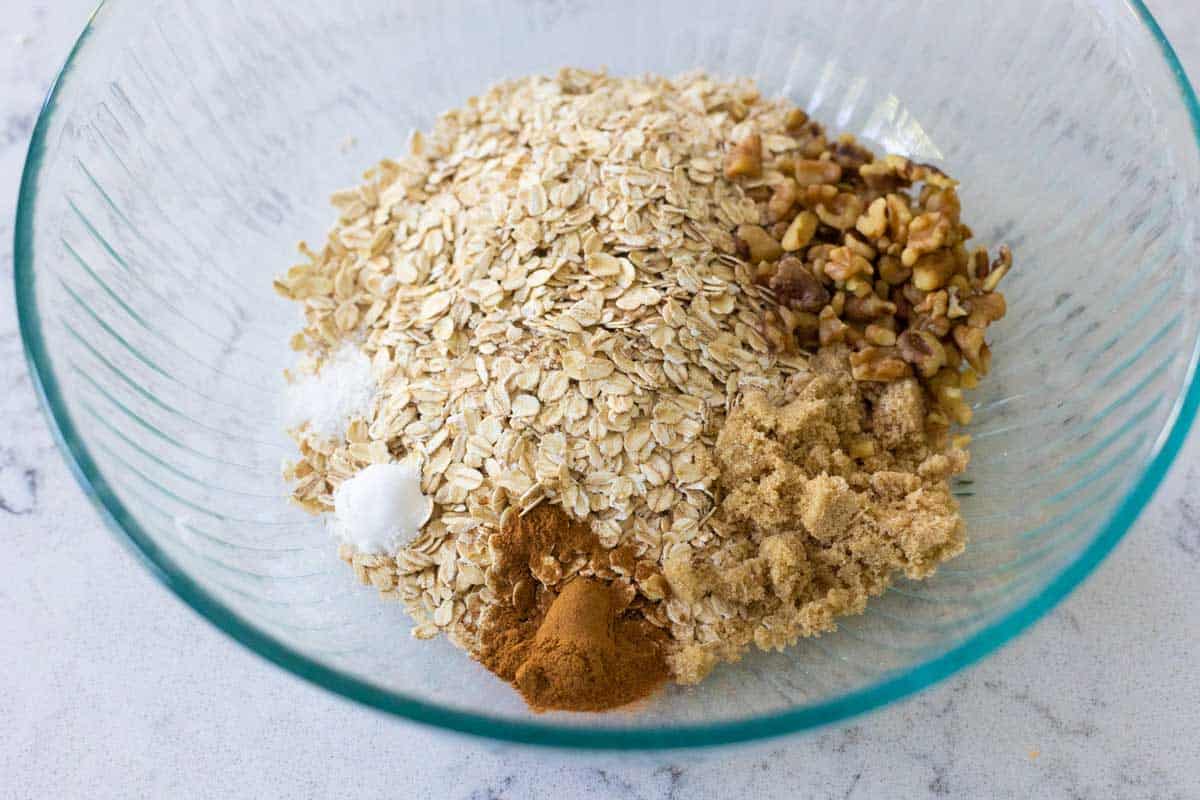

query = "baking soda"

[285,343,375,439]
[331,459,432,554]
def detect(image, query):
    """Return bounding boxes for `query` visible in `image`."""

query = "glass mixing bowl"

[15,0,1200,748]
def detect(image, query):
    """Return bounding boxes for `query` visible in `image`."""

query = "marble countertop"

[2,3,1199,798]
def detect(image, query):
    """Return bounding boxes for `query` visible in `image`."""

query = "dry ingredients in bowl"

[277,68,1011,712]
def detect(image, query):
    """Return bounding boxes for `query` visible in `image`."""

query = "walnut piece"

[850,346,912,381]
[844,293,896,321]
[831,134,874,171]
[864,323,897,347]
[794,159,843,186]
[818,307,850,346]
[781,210,818,251]
[768,179,799,222]
[965,291,1006,328]
[898,330,947,378]
[816,193,865,231]
[901,212,952,266]
[982,246,1012,292]
[911,249,957,291]
[878,255,911,285]
[952,324,989,374]
[824,246,873,282]
[724,133,763,179]
[736,224,783,263]
[856,197,888,239]
[770,256,829,312]
[784,108,809,133]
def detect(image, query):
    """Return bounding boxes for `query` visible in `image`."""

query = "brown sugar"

[474,504,668,712]
[667,346,967,683]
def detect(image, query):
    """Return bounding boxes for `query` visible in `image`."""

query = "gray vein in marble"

[1171,471,1200,561]
[0,450,38,515]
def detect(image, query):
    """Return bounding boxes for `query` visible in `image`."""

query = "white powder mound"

[331,459,433,554]
[285,343,376,439]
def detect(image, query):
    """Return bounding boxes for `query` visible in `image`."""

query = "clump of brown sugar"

[665,346,967,684]
[474,504,668,712]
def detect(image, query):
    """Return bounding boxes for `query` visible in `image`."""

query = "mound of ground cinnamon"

[474,504,668,712]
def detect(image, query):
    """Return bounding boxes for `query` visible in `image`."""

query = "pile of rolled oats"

[277,68,1009,688]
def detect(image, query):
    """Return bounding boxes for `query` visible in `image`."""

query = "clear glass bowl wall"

[16,0,1200,747]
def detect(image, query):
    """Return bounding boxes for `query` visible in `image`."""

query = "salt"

[331,459,432,554]
[285,343,376,439]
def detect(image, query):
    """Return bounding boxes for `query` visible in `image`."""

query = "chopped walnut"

[781,210,818,251]
[784,108,809,133]
[965,292,1006,328]
[859,160,905,191]
[924,186,961,223]
[735,224,783,263]
[982,246,1012,292]
[914,311,952,339]
[770,256,829,312]
[878,254,911,285]
[716,104,1012,435]
[947,289,969,319]
[767,179,799,222]
[911,249,957,291]
[831,134,874,171]
[897,330,947,378]
[901,212,952,266]
[864,323,897,347]
[929,369,973,425]
[885,193,914,243]
[794,158,843,186]
[844,276,874,298]
[816,193,865,231]
[850,346,913,381]
[918,289,949,320]
[802,183,839,207]
[844,293,896,321]
[856,197,888,239]
[843,234,876,261]
[724,133,763,179]
[818,307,850,346]
[952,324,988,374]
[824,246,874,282]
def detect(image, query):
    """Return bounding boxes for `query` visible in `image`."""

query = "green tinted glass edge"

[15,0,1200,750]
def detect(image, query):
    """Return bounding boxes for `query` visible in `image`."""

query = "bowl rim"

[14,0,1200,750]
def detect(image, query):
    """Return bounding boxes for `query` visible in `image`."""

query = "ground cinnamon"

[474,504,668,712]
